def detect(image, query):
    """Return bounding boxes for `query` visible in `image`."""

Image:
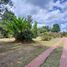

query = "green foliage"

[0,10,15,38]
[5,17,33,41]
[61,32,67,37]
[32,21,38,38]
[2,9,15,21]
[48,32,62,38]
[51,24,60,32]
[38,26,50,34]
[0,11,34,41]
[43,26,50,32]
[41,32,62,41]
[0,27,8,38]
[41,32,52,41]
[1,30,8,38]
[15,30,32,41]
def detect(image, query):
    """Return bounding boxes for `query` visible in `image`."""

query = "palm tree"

[5,17,33,41]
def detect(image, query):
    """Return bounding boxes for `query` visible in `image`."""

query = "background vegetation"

[0,0,67,42]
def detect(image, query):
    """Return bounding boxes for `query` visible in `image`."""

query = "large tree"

[51,24,60,32]
[2,9,15,21]
[0,0,14,38]
[5,16,33,41]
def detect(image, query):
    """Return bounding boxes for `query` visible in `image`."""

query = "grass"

[0,38,61,67]
[40,42,63,67]
[33,38,60,47]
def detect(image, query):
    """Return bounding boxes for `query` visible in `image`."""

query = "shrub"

[0,27,9,38]
[41,32,62,41]
[48,32,62,38]
[41,32,52,41]
[15,30,33,41]
[61,32,67,37]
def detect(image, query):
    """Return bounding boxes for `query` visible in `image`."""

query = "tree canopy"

[51,24,60,32]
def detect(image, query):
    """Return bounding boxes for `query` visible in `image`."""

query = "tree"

[0,10,16,38]
[5,16,33,41]
[51,24,60,32]
[0,27,8,38]
[27,15,32,23]
[2,9,15,21]
[32,21,38,38]
[38,26,50,34]
[42,26,50,32]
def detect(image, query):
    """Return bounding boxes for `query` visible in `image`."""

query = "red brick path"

[25,39,63,67]
[59,38,67,67]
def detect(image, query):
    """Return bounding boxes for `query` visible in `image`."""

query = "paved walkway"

[59,38,67,67]
[25,38,63,67]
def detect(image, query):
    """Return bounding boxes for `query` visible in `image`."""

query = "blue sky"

[11,0,67,32]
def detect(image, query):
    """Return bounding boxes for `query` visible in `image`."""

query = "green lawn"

[0,38,61,67]
[40,42,63,67]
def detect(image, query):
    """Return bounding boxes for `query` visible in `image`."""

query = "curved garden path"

[25,38,63,67]
[59,38,67,67]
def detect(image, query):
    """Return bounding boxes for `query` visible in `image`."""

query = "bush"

[41,32,52,41]
[61,32,67,37]
[48,32,62,38]
[42,35,52,41]
[15,30,33,41]
[41,32,62,41]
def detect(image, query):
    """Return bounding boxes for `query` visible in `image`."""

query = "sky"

[11,0,67,32]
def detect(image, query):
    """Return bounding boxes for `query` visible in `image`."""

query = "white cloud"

[48,0,67,10]
[61,23,67,32]
[11,0,67,31]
